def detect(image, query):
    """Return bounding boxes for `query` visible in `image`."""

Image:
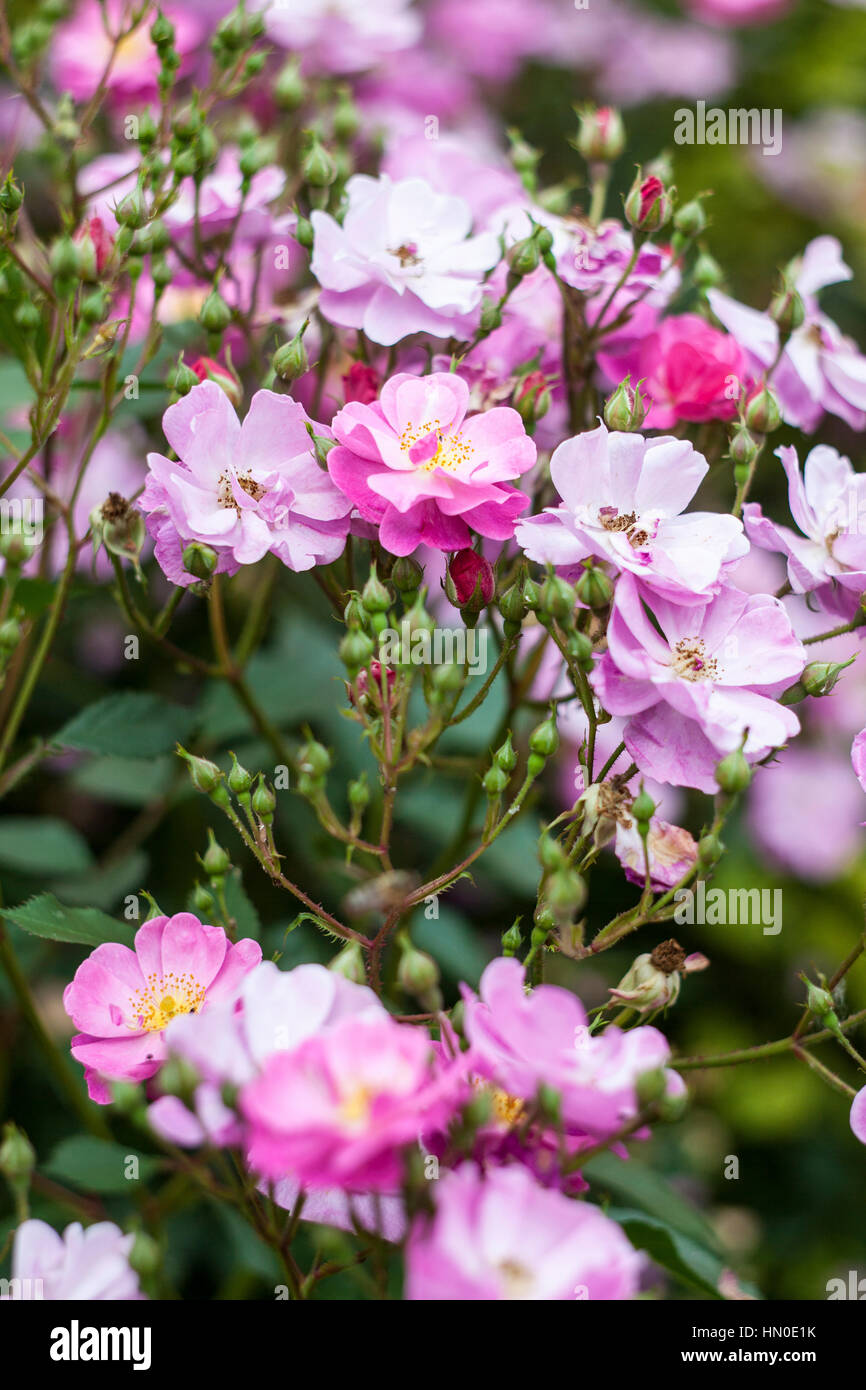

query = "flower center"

[597,506,653,551]
[671,636,720,682]
[389,241,421,268]
[400,419,474,473]
[497,1258,535,1298]
[217,470,267,511]
[472,1077,525,1127]
[338,1084,374,1129]
[128,971,206,1033]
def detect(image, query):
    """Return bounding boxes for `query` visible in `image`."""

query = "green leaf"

[582,1151,720,1251]
[55,692,198,760]
[0,817,94,876]
[413,903,493,987]
[607,1207,759,1300]
[71,754,176,806]
[3,893,134,947]
[43,1137,161,1195]
[222,868,261,938]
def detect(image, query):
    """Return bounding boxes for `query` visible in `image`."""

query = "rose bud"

[445,549,495,615]
[576,105,625,163]
[188,356,243,408]
[624,170,673,234]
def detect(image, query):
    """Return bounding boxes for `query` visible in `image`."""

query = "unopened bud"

[603,376,648,432]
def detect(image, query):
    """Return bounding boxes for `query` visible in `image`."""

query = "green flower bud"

[539,572,576,622]
[391,555,424,595]
[295,214,314,249]
[273,324,309,382]
[0,1122,35,1187]
[168,356,200,396]
[0,617,22,652]
[298,738,331,780]
[228,752,253,795]
[575,564,613,609]
[567,630,594,667]
[348,772,370,813]
[715,746,751,795]
[182,541,218,579]
[340,628,375,675]
[545,866,588,925]
[673,199,707,238]
[483,763,510,797]
[302,135,337,188]
[694,250,724,290]
[150,10,175,47]
[332,88,360,143]
[274,58,306,111]
[397,941,440,998]
[501,920,523,956]
[603,376,648,432]
[191,883,216,915]
[49,235,81,285]
[328,939,366,985]
[178,746,225,794]
[0,174,24,213]
[251,774,276,824]
[13,300,41,332]
[201,828,231,879]
[744,385,781,435]
[728,424,759,468]
[697,832,724,870]
[494,732,517,773]
[199,289,232,334]
[770,281,805,336]
[632,782,656,831]
[538,831,567,872]
[636,1067,667,1107]
[529,711,559,759]
[479,296,502,334]
[506,233,541,282]
[129,1232,161,1280]
[361,564,392,615]
[800,657,855,698]
[115,187,148,229]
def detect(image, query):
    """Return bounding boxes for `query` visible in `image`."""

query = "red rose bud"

[514,369,551,427]
[75,216,114,279]
[189,356,243,408]
[445,549,495,612]
[343,361,380,405]
[349,659,397,708]
[576,105,625,163]
[624,172,673,234]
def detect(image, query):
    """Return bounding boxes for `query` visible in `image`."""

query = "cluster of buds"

[535,830,588,956]
[506,221,555,292]
[728,382,782,489]
[211,2,266,73]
